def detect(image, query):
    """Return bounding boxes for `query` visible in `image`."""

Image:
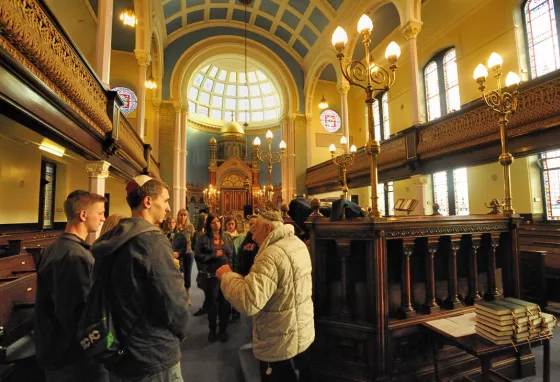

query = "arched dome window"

[187,59,281,124]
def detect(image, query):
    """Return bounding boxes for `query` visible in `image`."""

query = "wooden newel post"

[423,238,440,314]
[399,238,416,318]
[465,236,482,305]
[485,234,502,301]
[444,235,463,309]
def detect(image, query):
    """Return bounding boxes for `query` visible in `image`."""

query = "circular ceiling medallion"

[320,110,342,133]
[112,87,138,115]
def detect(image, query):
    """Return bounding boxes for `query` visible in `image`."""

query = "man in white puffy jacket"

[216,210,314,381]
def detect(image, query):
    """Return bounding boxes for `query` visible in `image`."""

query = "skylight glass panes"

[251,98,263,109]
[188,63,282,122]
[212,96,223,108]
[208,66,218,78]
[261,82,272,94]
[194,74,204,86]
[214,82,224,94]
[189,87,199,100]
[225,98,236,109]
[211,109,222,120]
[199,91,210,105]
[203,79,214,91]
[226,85,236,96]
[250,85,261,96]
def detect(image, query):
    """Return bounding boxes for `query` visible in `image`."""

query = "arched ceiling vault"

[162,0,345,61]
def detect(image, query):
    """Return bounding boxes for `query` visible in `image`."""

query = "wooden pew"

[0,232,60,257]
[519,223,560,278]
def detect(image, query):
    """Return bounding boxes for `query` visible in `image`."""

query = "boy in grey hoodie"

[92,175,189,381]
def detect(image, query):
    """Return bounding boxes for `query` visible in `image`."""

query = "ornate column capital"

[337,80,350,94]
[181,105,189,115]
[134,50,152,67]
[305,113,313,124]
[173,101,183,113]
[85,160,111,178]
[411,174,429,186]
[400,20,423,41]
[152,98,162,111]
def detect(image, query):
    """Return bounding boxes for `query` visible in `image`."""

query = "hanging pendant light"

[145,63,157,89]
[319,95,328,109]
[120,0,138,27]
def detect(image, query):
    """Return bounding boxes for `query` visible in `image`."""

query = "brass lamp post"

[473,53,520,215]
[202,184,220,214]
[329,136,357,200]
[332,15,401,218]
[253,130,286,201]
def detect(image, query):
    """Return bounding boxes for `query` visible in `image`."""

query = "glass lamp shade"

[505,72,520,87]
[329,144,336,153]
[357,15,373,34]
[119,9,137,27]
[253,137,261,146]
[385,42,401,60]
[279,140,287,150]
[318,95,328,109]
[266,130,273,139]
[145,76,157,89]
[473,64,488,81]
[488,52,503,69]
[331,27,348,47]
[340,136,347,145]
[350,145,357,153]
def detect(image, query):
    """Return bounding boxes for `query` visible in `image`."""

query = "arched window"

[432,168,470,216]
[187,62,281,123]
[424,48,461,122]
[540,149,560,220]
[523,0,560,78]
[372,92,390,140]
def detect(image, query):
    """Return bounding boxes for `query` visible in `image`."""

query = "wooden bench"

[519,223,560,278]
[0,232,60,257]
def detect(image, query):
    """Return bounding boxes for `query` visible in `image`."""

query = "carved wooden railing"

[306,70,560,195]
[307,215,529,382]
[0,0,160,180]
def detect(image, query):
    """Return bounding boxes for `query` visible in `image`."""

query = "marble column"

[400,21,424,126]
[411,175,430,215]
[338,81,351,153]
[85,160,110,243]
[172,102,182,215]
[180,106,188,210]
[151,99,162,160]
[94,0,113,87]
[135,50,151,140]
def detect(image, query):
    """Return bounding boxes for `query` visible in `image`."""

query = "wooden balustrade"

[307,214,528,382]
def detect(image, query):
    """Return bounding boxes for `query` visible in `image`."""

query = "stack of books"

[474,297,556,346]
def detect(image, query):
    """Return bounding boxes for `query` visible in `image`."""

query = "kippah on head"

[126,175,153,195]
[261,210,283,222]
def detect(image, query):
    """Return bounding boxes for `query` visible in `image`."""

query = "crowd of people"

[34,175,314,382]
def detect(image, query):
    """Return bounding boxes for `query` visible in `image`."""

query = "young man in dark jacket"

[92,175,189,381]
[35,190,107,382]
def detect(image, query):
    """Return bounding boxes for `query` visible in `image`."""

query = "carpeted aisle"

[179,264,252,382]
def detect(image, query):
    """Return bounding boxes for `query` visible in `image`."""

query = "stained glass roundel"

[320,110,342,133]
[111,87,137,115]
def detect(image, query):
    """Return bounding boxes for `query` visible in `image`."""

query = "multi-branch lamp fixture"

[119,1,138,27]
[319,95,329,109]
[473,53,520,215]
[332,14,400,218]
[202,185,220,213]
[253,130,286,201]
[329,136,357,200]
